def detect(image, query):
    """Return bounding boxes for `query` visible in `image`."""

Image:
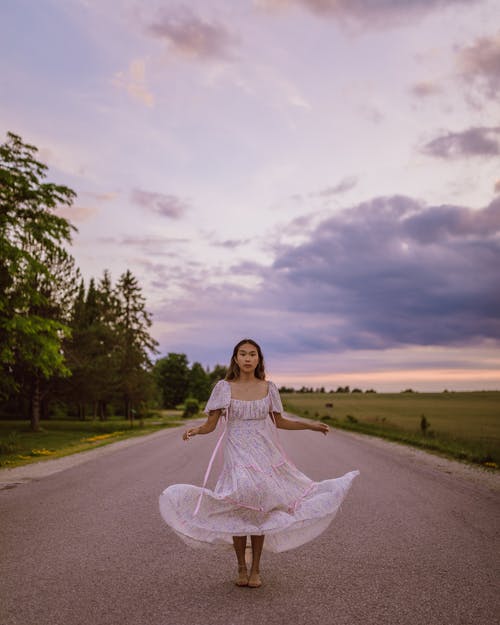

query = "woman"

[159,338,360,588]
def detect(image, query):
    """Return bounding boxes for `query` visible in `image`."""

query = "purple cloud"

[421,127,500,158]
[212,238,251,249]
[145,7,238,61]
[313,176,358,197]
[410,81,441,98]
[264,195,500,350]
[131,188,189,218]
[154,195,500,362]
[459,31,500,98]
[259,0,479,26]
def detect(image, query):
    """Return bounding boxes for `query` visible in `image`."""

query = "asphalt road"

[1,416,499,625]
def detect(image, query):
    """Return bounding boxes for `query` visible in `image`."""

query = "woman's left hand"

[311,422,329,435]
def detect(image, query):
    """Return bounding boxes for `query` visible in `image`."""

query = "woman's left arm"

[272,412,329,435]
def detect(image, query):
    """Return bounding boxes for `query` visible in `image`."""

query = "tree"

[62,276,116,420]
[115,269,159,421]
[208,364,227,385]
[183,397,200,419]
[0,132,77,430]
[154,353,190,408]
[188,362,212,402]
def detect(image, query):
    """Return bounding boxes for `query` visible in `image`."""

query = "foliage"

[183,397,200,418]
[154,353,191,408]
[188,362,212,402]
[0,132,77,397]
[0,132,160,427]
[0,132,79,429]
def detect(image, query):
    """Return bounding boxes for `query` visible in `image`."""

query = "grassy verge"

[282,392,499,471]
[0,411,193,469]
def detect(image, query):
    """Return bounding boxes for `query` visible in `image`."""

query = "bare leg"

[232,536,248,586]
[248,534,264,587]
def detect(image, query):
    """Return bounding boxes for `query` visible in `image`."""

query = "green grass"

[282,391,500,469]
[0,410,190,469]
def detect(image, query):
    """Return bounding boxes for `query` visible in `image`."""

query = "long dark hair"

[225,338,266,381]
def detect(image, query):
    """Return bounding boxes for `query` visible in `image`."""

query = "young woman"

[159,338,359,588]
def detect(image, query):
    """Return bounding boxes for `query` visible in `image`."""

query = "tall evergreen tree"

[115,269,159,421]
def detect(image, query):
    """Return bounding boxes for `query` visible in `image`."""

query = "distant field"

[281,391,500,468]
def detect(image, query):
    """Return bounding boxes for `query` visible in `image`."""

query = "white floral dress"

[159,379,360,553]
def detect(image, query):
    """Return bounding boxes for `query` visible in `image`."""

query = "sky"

[1,0,500,391]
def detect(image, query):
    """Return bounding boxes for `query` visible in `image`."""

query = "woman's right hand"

[183,427,199,441]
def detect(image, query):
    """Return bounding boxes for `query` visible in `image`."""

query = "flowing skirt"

[159,418,359,553]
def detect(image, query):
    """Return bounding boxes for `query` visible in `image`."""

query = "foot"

[235,565,248,587]
[248,570,262,588]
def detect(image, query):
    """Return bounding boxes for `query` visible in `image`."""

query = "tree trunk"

[31,376,41,432]
[78,402,86,421]
[99,400,106,421]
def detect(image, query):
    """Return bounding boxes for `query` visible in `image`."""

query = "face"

[235,342,260,374]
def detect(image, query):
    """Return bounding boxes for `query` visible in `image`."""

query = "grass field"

[0,411,185,469]
[282,391,500,469]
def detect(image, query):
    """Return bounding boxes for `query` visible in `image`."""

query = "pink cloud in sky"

[256,0,480,26]
[131,189,189,219]
[112,59,155,108]
[56,205,100,223]
[459,30,500,99]
[421,126,500,158]
[410,81,442,98]
[145,6,238,61]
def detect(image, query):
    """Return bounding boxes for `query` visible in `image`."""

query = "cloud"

[458,31,500,98]
[313,176,358,197]
[153,195,500,360]
[421,126,500,158]
[97,234,189,257]
[262,195,500,351]
[410,81,441,98]
[131,188,189,218]
[111,59,154,107]
[256,0,478,26]
[56,205,99,223]
[212,238,251,249]
[495,180,500,193]
[81,191,118,202]
[145,7,238,61]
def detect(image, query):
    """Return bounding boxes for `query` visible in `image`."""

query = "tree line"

[0,132,228,430]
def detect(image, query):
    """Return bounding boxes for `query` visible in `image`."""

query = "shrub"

[420,414,429,435]
[0,431,21,454]
[345,415,358,424]
[183,398,200,418]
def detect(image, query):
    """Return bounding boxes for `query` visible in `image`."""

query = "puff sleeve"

[268,381,284,414]
[203,379,230,416]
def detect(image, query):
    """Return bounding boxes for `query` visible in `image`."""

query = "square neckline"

[226,380,270,402]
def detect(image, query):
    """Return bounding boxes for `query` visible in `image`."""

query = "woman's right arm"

[183,409,222,440]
